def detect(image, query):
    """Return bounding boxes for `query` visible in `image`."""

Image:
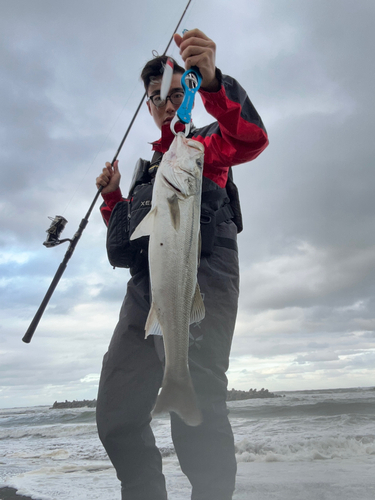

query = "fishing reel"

[43,215,72,248]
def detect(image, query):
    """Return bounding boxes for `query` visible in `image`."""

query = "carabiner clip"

[170,66,202,136]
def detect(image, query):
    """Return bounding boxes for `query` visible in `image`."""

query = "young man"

[95,29,268,500]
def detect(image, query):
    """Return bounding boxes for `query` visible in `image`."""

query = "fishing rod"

[22,0,194,344]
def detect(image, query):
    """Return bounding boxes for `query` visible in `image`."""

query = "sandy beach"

[2,460,375,500]
[164,459,375,500]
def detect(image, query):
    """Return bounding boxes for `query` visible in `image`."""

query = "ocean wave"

[10,449,71,460]
[235,435,375,463]
[0,422,98,440]
[228,400,375,420]
[7,462,114,476]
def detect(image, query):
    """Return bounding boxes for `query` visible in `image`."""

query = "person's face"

[146,72,184,130]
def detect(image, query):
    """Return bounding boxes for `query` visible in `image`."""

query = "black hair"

[141,55,185,93]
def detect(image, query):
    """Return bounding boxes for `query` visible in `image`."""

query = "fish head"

[161,133,205,198]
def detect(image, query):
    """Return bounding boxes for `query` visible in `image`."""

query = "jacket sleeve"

[194,69,268,188]
[99,188,124,226]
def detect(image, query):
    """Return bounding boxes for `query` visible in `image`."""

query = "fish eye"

[196,160,202,167]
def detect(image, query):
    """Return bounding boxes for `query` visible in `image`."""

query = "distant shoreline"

[51,399,97,409]
[227,388,281,401]
[51,388,280,409]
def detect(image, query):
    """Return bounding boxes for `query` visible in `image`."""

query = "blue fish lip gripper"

[170,66,202,136]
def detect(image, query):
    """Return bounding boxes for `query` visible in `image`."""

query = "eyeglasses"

[148,89,184,109]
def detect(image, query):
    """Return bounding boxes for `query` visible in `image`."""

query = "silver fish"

[130,132,205,426]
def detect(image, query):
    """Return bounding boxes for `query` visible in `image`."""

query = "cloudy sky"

[1,0,374,408]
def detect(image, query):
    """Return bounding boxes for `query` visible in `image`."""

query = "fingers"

[180,28,210,44]
[102,161,119,180]
[105,161,113,177]
[96,160,120,190]
[96,169,110,189]
[174,29,209,49]
[175,29,217,89]
[112,160,119,174]
[178,29,213,53]
[179,35,214,55]
[181,44,214,69]
[173,33,182,48]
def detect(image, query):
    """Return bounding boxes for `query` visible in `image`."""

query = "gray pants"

[96,222,239,500]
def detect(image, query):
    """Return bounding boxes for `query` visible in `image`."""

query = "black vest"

[105,152,242,270]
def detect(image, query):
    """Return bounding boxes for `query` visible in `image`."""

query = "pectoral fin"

[167,194,180,231]
[190,283,205,324]
[145,303,163,338]
[130,207,157,241]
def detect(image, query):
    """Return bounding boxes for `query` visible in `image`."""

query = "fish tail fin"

[153,371,202,427]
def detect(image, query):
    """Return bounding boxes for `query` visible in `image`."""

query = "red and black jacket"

[100,69,268,225]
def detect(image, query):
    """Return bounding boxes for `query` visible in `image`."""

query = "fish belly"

[149,194,202,426]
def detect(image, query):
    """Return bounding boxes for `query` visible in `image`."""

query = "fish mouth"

[163,174,182,194]
[187,141,203,151]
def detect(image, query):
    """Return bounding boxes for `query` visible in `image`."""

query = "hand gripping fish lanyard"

[22,0,194,343]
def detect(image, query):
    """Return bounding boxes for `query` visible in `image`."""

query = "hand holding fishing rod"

[96,160,121,194]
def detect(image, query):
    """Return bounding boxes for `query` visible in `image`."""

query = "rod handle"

[22,262,67,343]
